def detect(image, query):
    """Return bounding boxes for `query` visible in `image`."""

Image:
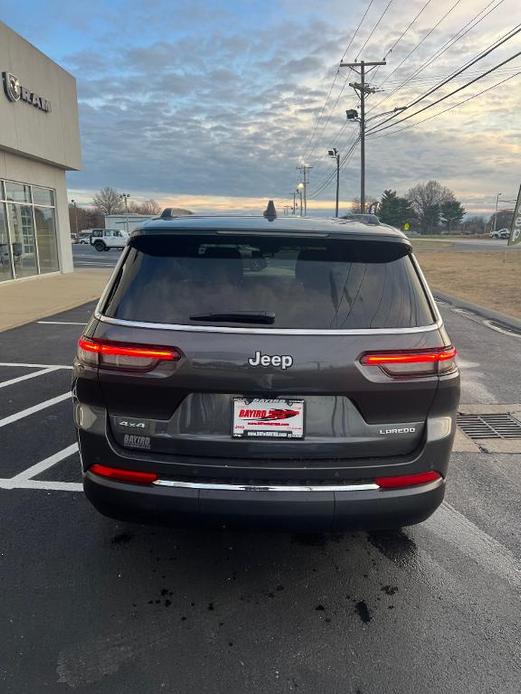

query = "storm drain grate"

[457,413,521,440]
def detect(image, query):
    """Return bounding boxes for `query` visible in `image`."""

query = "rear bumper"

[83,471,445,530]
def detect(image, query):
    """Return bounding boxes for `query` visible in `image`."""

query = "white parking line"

[0,366,61,389]
[0,362,73,370]
[8,442,79,483]
[0,392,71,429]
[37,321,86,326]
[0,443,81,491]
[75,261,115,266]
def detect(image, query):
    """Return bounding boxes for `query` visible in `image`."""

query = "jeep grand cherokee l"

[72,215,460,530]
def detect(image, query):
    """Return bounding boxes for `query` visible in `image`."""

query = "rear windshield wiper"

[189,311,275,325]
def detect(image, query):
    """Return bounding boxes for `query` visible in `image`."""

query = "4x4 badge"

[248,351,293,370]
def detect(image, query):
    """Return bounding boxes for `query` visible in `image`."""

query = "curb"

[433,290,521,332]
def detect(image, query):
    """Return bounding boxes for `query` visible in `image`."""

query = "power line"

[382,0,434,63]
[303,0,376,160]
[367,48,521,136]
[354,0,396,61]
[322,0,466,163]
[367,0,505,115]
[368,69,521,138]
[308,133,360,197]
[366,25,521,134]
[381,63,521,87]
[370,0,465,94]
[309,137,361,199]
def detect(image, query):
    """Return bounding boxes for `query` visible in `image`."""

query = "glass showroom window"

[34,206,59,273]
[0,202,13,282]
[0,180,59,281]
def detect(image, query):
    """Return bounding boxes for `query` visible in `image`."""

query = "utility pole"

[340,60,385,213]
[296,165,312,216]
[493,192,502,233]
[292,191,297,215]
[328,148,340,217]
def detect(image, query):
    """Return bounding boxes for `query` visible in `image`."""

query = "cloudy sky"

[2,0,520,215]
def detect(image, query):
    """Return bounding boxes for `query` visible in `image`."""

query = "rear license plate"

[232,398,305,439]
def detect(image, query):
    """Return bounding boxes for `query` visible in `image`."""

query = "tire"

[94,240,106,252]
[104,246,111,251]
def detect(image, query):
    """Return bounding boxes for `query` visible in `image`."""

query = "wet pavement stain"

[354,600,372,624]
[367,529,417,565]
[381,585,398,596]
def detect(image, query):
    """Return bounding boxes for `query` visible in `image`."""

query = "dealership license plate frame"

[232,398,305,439]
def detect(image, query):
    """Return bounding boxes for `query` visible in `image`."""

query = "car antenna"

[263,200,277,222]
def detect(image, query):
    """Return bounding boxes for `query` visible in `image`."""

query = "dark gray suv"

[72,215,459,530]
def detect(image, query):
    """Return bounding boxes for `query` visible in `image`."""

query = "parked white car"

[90,228,129,251]
[490,228,510,240]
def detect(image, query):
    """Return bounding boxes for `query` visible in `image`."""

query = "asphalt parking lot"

[0,300,520,693]
[73,244,120,269]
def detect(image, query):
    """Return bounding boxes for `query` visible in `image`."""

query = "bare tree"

[348,196,378,215]
[128,199,161,215]
[406,180,455,233]
[92,187,123,215]
[69,205,104,233]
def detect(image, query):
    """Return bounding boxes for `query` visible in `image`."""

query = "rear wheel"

[94,240,106,252]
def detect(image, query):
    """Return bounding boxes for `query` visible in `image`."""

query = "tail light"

[360,346,457,378]
[89,464,157,485]
[77,336,181,370]
[375,470,442,489]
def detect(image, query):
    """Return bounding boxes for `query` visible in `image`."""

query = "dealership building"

[0,21,80,284]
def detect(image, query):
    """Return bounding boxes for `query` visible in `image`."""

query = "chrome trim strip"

[152,479,380,492]
[94,312,442,336]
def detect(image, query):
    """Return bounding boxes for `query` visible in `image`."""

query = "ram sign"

[509,185,521,246]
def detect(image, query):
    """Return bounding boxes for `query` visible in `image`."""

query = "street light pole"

[297,183,304,216]
[120,193,130,234]
[340,59,385,214]
[296,165,312,216]
[71,199,78,235]
[328,148,340,217]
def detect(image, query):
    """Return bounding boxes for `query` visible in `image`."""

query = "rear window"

[102,234,435,329]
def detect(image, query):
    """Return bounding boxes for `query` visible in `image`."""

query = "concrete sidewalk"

[0,269,112,332]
